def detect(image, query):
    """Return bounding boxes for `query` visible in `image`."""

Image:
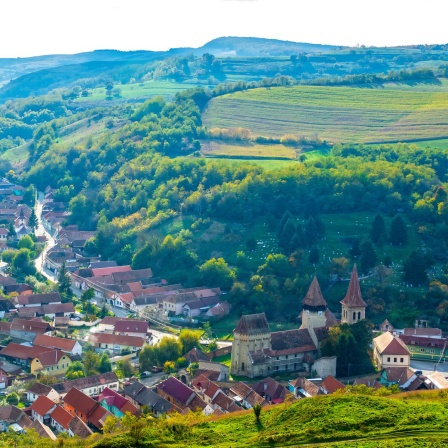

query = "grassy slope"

[74,80,200,103]
[203,84,448,144]
[95,392,448,448]
[200,140,297,159]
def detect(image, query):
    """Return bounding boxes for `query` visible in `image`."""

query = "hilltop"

[4,391,448,447]
[200,36,338,57]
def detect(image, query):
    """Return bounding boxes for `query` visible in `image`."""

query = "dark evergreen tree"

[28,208,38,230]
[349,238,361,258]
[360,238,377,273]
[309,246,319,265]
[403,250,432,285]
[291,222,305,250]
[279,218,296,253]
[58,262,73,302]
[277,211,293,238]
[370,213,387,246]
[390,214,408,246]
[305,216,318,247]
[314,215,326,238]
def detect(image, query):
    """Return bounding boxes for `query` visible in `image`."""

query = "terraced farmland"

[203,85,448,144]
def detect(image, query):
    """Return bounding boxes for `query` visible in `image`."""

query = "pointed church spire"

[302,277,327,310]
[340,264,367,307]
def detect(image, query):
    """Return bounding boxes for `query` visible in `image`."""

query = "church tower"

[231,313,271,378]
[340,264,367,324]
[300,277,328,331]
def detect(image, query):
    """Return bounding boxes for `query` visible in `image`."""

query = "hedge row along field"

[203,85,448,144]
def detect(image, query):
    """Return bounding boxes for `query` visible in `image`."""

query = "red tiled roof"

[113,319,148,334]
[30,395,55,416]
[340,265,366,307]
[63,387,97,416]
[98,387,139,415]
[403,328,443,337]
[42,303,75,315]
[375,332,410,356]
[157,377,194,405]
[34,334,77,352]
[50,405,73,429]
[322,375,345,394]
[17,293,61,306]
[302,277,327,309]
[0,343,52,360]
[234,313,270,335]
[91,266,132,277]
[34,349,69,367]
[10,318,50,333]
[88,333,145,347]
[0,322,12,332]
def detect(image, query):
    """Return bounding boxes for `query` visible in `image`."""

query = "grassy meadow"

[200,140,297,159]
[75,80,200,103]
[203,85,448,144]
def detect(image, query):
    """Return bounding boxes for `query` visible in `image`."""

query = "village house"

[10,318,52,342]
[0,299,14,319]
[321,375,345,394]
[15,292,62,308]
[0,228,8,242]
[4,283,33,296]
[62,387,112,431]
[251,377,291,404]
[156,376,211,413]
[33,334,83,356]
[228,382,266,409]
[123,381,178,417]
[113,319,149,338]
[30,349,72,376]
[352,377,382,389]
[378,366,426,390]
[403,327,443,338]
[88,333,145,354]
[288,378,324,398]
[52,372,119,400]
[0,366,8,390]
[0,343,54,367]
[50,404,92,437]
[373,332,411,369]
[26,383,60,403]
[191,374,222,404]
[0,405,43,435]
[425,371,448,389]
[398,334,447,362]
[162,288,221,316]
[210,391,241,414]
[30,395,56,425]
[379,319,394,333]
[98,387,140,418]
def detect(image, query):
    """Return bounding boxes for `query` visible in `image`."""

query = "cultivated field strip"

[203,86,448,144]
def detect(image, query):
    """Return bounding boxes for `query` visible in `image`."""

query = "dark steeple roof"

[234,313,270,335]
[340,264,367,307]
[302,277,327,310]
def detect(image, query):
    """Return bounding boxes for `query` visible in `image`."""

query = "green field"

[75,80,200,103]
[203,85,448,144]
[200,140,297,159]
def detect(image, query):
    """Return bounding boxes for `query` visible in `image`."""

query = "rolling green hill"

[203,85,448,145]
